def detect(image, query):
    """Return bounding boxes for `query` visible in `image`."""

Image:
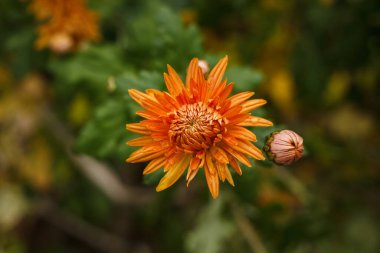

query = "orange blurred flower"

[126,56,272,198]
[29,0,100,53]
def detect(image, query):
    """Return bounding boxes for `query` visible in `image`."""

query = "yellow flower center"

[168,103,224,152]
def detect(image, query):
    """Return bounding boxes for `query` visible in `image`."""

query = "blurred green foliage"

[0,0,379,253]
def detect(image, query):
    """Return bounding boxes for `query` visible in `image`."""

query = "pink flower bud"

[198,60,209,74]
[264,130,304,166]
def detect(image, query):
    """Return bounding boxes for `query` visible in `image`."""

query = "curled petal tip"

[126,157,137,163]
[155,181,167,192]
[156,183,168,192]
[166,64,175,72]
[259,118,274,126]
[127,89,135,95]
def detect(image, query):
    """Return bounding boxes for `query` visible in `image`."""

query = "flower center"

[168,103,224,152]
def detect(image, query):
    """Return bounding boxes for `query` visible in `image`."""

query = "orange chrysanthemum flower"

[29,0,100,53]
[126,57,273,198]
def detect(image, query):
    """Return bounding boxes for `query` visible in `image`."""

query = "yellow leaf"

[0,65,11,90]
[181,9,197,25]
[268,69,296,114]
[0,185,28,231]
[324,71,350,105]
[320,0,335,6]
[68,93,91,126]
[326,104,374,141]
[18,137,52,191]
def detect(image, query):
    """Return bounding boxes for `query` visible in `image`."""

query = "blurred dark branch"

[42,107,153,205]
[231,202,268,253]
[35,199,129,253]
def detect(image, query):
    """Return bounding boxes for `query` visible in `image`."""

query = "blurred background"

[0,0,379,252]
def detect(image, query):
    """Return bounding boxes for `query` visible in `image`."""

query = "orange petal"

[228,126,257,142]
[176,88,192,105]
[218,82,234,102]
[205,151,216,175]
[128,89,156,106]
[195,150,206,168]
[228,155,242,175]
[189,156,201,171]
[208,56,228,87]
[226,113,251,125]
[127,136,154,146]
[153,92,176,111]
[220,143,252,167]
[164,152,183,172]
[135,140,170,152]
[140,98,168,116]
[163,92,180,109]
[241,99,267,113]
[224,166,235,186]
[186,58,201,89]
[238,116,273,127]
[164,73,178,96]
[210,146,229,164]
[219,99,232,115]
[189,78,201,100]
[223,105,243,119]
[151,132,170,141]
[143,156,167,174]
[209,79,227,100]
[232,141,265,160]
[205,159,220,199]
[216,162,235,186]
[167,64,185,90]
[222,134,239,146]
[215,162,226,182]
[126,123,151,135]
[136,110,158,119]
[228,91,254,108]
[127,148,167,163]
[145,89,161,95]
[127,141,170,163]
[186,167,199,187]
[140,119,169,132]
[156,154,191,192]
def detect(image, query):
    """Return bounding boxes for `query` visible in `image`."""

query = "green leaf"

[49,44,126,100]
[120,1,202,71]
[185,197,235,253]
[74,99,131,159]
[225,65,264,93]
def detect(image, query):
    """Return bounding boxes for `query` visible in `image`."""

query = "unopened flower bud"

[49,33,74,54]
[198,60,209,74]
[264,130,304,166]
